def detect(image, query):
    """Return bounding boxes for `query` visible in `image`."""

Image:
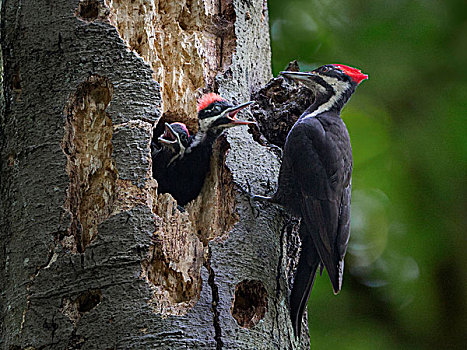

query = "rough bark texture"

[0,0,310,349]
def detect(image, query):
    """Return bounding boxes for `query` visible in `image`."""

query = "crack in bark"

[19,244,58,332]
[205,247,223,350]
[272,220,286,348]
[219,36,224,75]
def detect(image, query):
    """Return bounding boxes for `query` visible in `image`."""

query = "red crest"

[197,93,225,112]
[333,64,368,84]
[171,122,190,137]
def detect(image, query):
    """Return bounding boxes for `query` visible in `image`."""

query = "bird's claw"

[268,144,283,159]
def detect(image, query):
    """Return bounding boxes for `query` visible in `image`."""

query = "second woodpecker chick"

[152,122,192,197]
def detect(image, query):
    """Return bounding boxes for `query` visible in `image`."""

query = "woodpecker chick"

[190,93,254,149]
[255,64,368,336]
[158,122,191,165]
[169,93,254,206]
[152,122,192,196]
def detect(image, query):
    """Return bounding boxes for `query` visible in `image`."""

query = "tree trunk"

[0,0,309,349]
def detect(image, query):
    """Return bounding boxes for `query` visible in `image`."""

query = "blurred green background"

[268,0,467,349]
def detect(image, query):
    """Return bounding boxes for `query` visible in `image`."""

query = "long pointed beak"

[225,101,255,125]
[280,71,318,82]
[158,122,178,145]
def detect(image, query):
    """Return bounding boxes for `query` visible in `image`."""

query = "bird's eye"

[214,105,222,112]
[322,67,329,73]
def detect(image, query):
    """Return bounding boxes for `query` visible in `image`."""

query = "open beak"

[224,101,255,125]
[280,71,318,82]
[158,122,179,145]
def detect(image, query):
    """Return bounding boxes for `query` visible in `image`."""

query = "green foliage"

[269,0,467,348]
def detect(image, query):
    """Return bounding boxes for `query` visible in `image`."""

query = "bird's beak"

[280,71,318,82]
[158,122,180,146]
[224,101,255,125]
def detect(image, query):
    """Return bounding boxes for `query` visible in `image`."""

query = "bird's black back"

[158,132,217,206]
[152,141,178,195]
[276,110,352,335]
[281,111,352,283]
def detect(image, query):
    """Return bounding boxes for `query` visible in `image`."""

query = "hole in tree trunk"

[76,289,103,313]
[76,0,99,21]
[231,279,268,328]
[75,0,109,22]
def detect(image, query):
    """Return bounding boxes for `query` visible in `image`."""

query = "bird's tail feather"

[290,223,321,337]
[325,256,343,295]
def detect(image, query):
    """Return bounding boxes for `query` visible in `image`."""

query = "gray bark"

[0,0,310,349]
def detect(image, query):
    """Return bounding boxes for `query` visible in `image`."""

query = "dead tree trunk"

[0,0,310,348]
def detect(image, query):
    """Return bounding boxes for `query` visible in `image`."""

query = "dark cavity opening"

[76,289,102,313]
[76,0,99,21]
[231,279,268,328]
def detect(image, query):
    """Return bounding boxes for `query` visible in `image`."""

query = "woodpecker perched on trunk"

[254,64,368,336]
[157,93,254,206]
[152,122,192,196]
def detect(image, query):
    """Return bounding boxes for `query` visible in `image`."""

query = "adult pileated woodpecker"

[254,64,368,336]
[152,122,192,196]
[157,93,254,206]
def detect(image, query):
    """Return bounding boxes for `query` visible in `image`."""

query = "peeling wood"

[62,75,117,252]
[142,194,204,316]
[186,135,238,245]
[104,0,238,133]
[250,64,314,148]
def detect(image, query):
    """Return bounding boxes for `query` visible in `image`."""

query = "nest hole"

[76,289,102,313]
[231,279,268,328]
[76,0,100,21]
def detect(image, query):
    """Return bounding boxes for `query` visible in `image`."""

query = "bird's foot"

[267,143,283,159]
[235,181,268,218]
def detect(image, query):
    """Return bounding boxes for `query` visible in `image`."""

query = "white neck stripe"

[305,75,350,118]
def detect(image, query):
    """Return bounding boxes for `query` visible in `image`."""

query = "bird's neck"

[302,83,355,119]
[186,128,219,153]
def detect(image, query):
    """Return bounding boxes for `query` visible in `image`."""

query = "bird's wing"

[286,118,351,293]
[337,183,351,260]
